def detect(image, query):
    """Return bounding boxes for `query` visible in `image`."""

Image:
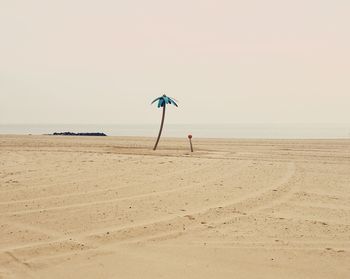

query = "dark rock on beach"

[52,132,107,136]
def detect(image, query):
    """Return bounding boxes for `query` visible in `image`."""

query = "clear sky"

[1,0,349,124]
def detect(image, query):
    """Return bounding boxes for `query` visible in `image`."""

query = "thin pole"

[189,138,193,152]
[153,105,166,150]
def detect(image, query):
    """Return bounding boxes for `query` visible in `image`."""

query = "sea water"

[0,123,349,139]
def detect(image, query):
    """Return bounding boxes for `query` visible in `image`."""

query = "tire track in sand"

[2,161,295,265]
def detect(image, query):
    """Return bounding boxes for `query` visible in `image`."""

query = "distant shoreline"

[50,132,107,136]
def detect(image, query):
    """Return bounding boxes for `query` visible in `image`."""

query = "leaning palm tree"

[151,94,178,150]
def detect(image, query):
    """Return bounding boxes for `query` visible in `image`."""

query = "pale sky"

[1,0,349,124]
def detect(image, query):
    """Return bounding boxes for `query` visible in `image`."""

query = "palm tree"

[151,94,178,150]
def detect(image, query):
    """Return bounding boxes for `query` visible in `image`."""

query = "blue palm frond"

[168,97,178,107]
[158,98,165,108]
[151,97,161,104]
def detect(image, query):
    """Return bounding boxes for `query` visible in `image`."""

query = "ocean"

[0,123,349,139]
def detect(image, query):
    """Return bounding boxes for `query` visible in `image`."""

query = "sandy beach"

[0,135,349,278]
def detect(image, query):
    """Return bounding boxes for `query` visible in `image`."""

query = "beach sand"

[0,135,349,278]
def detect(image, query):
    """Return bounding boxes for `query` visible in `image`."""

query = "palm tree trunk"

[153,105,166,150]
